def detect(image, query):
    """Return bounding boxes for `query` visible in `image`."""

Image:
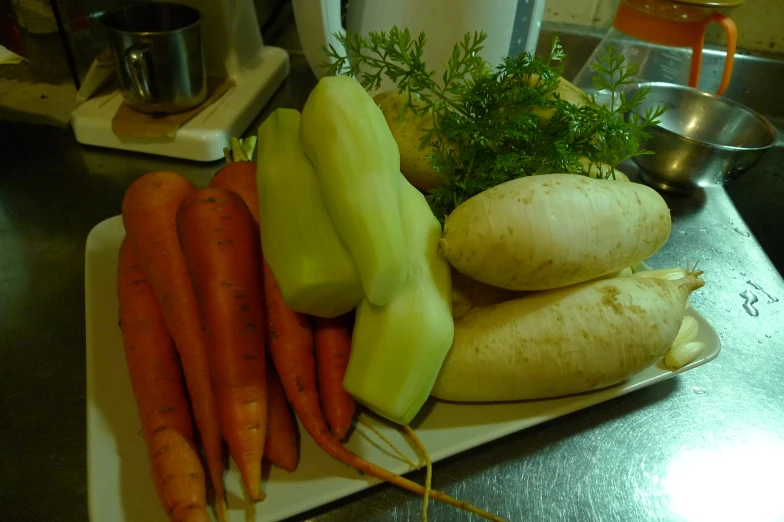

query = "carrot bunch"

[119,166,299,521]
[116,139,501,522]
[121,172,229,522]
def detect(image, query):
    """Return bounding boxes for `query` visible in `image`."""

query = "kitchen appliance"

[292,0,546,86]
[628,82,778,193]
[70,0,289,161]
[573,0,741,97]
[102,2,207,114]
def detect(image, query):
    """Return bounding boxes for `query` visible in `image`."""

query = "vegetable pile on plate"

[115,26,706,522]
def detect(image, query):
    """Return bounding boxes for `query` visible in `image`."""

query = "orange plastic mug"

[614,0,738,95]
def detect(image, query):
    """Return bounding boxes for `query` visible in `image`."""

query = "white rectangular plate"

[86,215,721,522]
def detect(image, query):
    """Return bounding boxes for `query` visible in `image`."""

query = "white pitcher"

[292,0,546,85]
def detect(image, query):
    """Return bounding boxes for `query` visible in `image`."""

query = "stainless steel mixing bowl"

[627,82,779,194]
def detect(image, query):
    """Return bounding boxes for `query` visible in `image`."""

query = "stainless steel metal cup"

[102,2,207,114]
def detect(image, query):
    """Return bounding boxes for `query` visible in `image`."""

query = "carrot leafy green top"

[324,27,665,219]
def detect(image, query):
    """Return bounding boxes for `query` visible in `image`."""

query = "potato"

[374,91,445,192]
[524,79,631,182]
[431,274,704,402]
[529,76,587,120]
[439,174,671,291]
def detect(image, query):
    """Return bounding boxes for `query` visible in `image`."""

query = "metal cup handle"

[124,46,154,103]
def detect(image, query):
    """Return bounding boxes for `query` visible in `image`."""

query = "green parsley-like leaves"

[323,27,664,220]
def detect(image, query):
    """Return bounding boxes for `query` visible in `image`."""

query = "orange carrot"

[117,238,210,522]
[314,314,356,440]
[263,360,300,472]
[209,157,259,223]
[210,166,302,473]
[262,263,502,520]
[121,172,227,522]
[176,187,268,503]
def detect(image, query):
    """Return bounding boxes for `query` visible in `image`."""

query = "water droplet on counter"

[692,386,705,394]
[740,289,759,317]
[699,229,707,233]
[733,227,751,237]
[746,280,779,304]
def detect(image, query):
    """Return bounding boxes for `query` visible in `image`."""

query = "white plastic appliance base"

[71,46,290,162]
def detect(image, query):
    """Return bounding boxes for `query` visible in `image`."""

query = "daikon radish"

[432,274,704,402]
[451,269,524,321]
[671,315,698,349]
[607,267,634,278]
[633,267,687,281]
[452,266,635,321]
[439,174,671,291]
[665,341,706,369]
[664,316,701,369]
[634,266,692,308]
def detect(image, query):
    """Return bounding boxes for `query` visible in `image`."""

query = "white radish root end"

[665,341,706,369]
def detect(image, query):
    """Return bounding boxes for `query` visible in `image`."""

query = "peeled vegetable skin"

[256,108,363,318]
[343,176,454,425]
[300,76,408,306]
[432,275,703,402]
[439,174,671,291]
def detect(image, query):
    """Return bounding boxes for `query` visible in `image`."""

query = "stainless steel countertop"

[2,22,783,522]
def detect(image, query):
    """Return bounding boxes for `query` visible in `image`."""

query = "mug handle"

[125,45,154,103]
[689,13,737,96]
